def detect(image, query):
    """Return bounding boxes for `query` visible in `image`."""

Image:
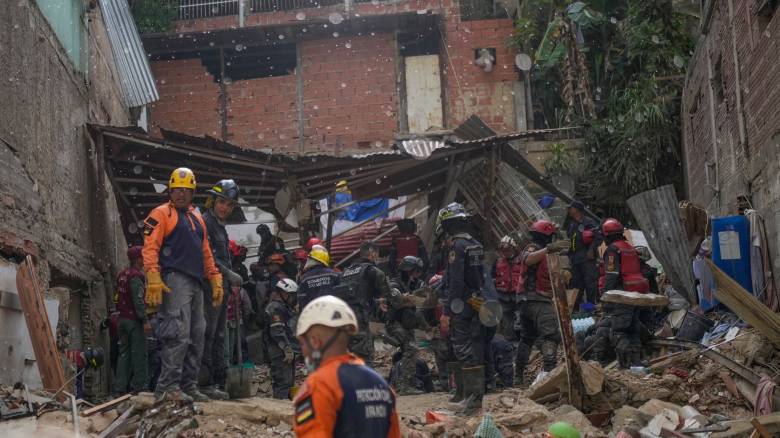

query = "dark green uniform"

[264,297,299,399]
[387,273,426,394]
[115,269,148,393]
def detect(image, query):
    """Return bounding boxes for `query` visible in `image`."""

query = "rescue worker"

[256,224,285,264]
[516,220,561,382]
[491,235,524,385]
[114,245,148,394]
[635,246,659,294]
[265,279,301,399]
[298,246,340,309]
[437,202,491,416]
[424,274,455,392]
[566,201,602,305]
[386,256,427,395]
[229,240,250,282]
[601,218,650,368]
[388,219,428,275]
[335,241,390,366]
[142,167,223,402]
[293,295,400,438]
[305,237,323,252]
[200,179,244,401]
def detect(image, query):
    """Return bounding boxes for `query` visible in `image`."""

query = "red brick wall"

[301,34,397,153]
[149,59,221,138]
[226,75,299,149]
[682,0,780,277]
[149,0,522,153]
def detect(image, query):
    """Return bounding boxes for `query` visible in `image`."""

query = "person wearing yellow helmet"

[298,245,341,310]
[141,167,223,402]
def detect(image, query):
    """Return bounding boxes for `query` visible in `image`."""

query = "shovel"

[225,286,253,399]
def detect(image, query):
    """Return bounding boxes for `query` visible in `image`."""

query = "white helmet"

[296,295,358,337]
[275,278,299,294]
[500,235,517,248]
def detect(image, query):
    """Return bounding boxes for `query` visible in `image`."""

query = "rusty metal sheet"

[627,185,696,304]
[405,55,443,134]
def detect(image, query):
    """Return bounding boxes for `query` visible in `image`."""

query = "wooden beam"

[15,256,66,397]
[547,252,584,410]
[82,393,132,417]
[751,417,772,438]
[708,259,780,347]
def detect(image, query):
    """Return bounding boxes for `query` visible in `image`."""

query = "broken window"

[201,44,298,82]
[398,29,440,57]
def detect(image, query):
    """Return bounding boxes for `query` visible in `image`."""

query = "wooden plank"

[601,290,670,307]
[97,406,135,438]
[627,185,696,304]
[15,256,65,395]
[707,259,780,347]
[547,252,584,410]
[82,394,132,417]
[750,417,772,438]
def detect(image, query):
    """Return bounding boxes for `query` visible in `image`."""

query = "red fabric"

[494,257,525,294]
[393,234,421,261]
[613,240,650,293]
[115,267,145,320]
[534,257,553,296]
[755,374,776,416]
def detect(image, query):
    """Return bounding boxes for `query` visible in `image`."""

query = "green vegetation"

[131,0,178,34]
[513,0,695,216]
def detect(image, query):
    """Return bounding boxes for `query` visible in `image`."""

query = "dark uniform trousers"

[348,309,374,366]
[450,304,484,368]
[515,293,561,372]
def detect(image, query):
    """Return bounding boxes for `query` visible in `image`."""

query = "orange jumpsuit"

[293,353,401,438]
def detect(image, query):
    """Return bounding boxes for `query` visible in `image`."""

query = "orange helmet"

[267,253,285,265]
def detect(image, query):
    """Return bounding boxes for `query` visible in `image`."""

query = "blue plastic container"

[711,215,752,294]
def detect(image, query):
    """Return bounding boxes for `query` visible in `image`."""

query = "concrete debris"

[612,406,653,433]
[601,290,671,307]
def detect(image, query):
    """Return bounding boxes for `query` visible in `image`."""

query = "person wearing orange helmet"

[516,220,562,384]
[141,168,222,402]
[601,218,650,368]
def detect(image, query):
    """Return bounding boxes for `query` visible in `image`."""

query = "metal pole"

[238,0,246,27]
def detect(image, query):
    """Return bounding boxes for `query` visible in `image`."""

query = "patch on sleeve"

[143,217,159,236]
[294,395,315,425]
[448,250,457,263]
[606,255,616,272]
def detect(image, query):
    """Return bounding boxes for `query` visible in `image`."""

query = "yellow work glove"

[210,276,224,307]
[145,271,171,307]
[467,295,485,312]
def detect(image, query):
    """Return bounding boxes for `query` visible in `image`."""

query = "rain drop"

[634,112,644,123]
[162,247,172,257]
[610,17,617,24]
[333,32,340,38]
[128,223,138,234]
[345,42,352,49]
[340,82,347,88]
[450,298,465,315]
[651,35,660,44]
[133,165,143,174]
[235,44,244,51]
[673,55,684,68]
[296,12,306,20]
[375,178,381,184]
[328,12,344,25]
[278,34,285,40]
[129,187,139,196]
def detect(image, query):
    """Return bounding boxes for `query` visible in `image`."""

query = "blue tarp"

[334,193,390,222]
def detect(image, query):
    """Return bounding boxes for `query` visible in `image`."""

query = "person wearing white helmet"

[264,278,301,399]
[293,296,400,438]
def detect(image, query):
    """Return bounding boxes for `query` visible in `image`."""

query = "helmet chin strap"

[303,328,345,369]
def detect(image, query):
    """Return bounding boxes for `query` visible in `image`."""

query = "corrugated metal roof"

[99,0,159,107]
[400,139,448,160]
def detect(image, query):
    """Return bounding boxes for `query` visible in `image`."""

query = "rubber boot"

[457,365,485,417]
[514,341,530,387]
[541,340,558,372]
[447,362,463,403]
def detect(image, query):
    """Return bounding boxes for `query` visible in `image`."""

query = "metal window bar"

[171,0,385,19]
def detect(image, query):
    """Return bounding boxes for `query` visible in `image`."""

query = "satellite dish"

[515,53,533,71]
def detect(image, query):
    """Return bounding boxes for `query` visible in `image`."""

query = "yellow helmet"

[308,246,331,266]
[169,167,196,190]
[336,180,349,192]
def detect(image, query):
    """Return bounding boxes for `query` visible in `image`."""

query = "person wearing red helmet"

[600,218,650,369]
[516,220,562,383]
[305,237,322,252]
[490,235,525,386]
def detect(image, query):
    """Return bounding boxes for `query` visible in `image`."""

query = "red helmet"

[530,220,556,236]
[293,249,308,263]
[305,237,323,251]
[602,218,624,236]
[229,240,248,258]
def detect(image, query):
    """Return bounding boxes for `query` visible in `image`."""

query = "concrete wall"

[682,0,780,275]
[148,0,522,154]
[0,1,132,391]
